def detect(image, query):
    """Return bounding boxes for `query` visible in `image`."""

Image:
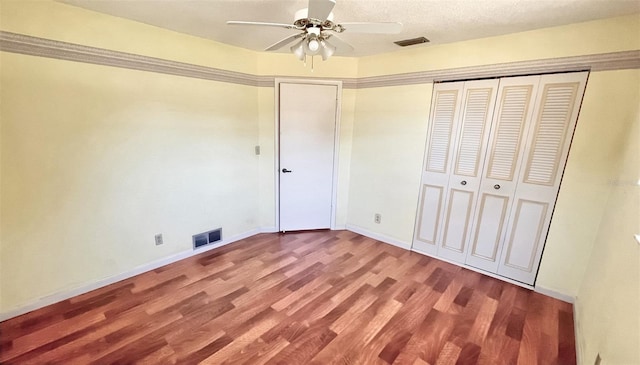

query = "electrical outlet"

[155,233,163,246]
[374,213,381,224]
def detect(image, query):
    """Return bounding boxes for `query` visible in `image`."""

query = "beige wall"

[257,52,358,79]
[258,87,277,229]
[347,84,431,242]
[573,70,640,365]
[0,0,362,314]
[0,0,262,312]
[536,70,638,296]
[0,51,260,310]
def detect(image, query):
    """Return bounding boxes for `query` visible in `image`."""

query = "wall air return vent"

[394,37,430,47]
[193,228,222,249]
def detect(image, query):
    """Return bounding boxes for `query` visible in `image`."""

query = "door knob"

[282,168,292,173]
[460,180,467,185]
[494,184,501,190]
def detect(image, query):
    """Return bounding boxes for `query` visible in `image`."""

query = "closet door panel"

[425,87,463,175]
[468,193,510,269]
[465,76,540,273]
[522,80,582,187]
[413,83,464,254]
[498,72,588,284]
[501,199,548,272]
[415,185,445,247]
[440,189,474,255]
[437,79,499,263]
[485,81,537,182]
[453,83,499,178]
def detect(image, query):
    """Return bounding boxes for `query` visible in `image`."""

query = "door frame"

[274,78,343,231]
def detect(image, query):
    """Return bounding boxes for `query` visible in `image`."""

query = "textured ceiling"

[59,0,640,57]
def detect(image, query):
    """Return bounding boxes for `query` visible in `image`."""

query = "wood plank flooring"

[0,231,576,364]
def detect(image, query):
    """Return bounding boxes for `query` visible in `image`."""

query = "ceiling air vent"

[394,37,430,47]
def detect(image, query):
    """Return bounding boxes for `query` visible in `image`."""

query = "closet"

[412,72,588,285]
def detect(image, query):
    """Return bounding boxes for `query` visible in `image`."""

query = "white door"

[465,76,541,273]
[279,82,338,231]
[413,82,465,255]
[497,72,588,284]
[436,79,499,263]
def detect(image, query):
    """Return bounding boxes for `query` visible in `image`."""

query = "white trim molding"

[534,285,576,304]
[345,224,412,250]
[0,31,272,87]
[0,228,260,322]
[1,31,638,89]
[259,226,279,233]
[356,50,640,88]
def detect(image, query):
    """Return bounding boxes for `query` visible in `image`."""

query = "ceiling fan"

[227,0,402,63]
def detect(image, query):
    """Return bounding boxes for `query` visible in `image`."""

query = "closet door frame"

[412,71,589,288]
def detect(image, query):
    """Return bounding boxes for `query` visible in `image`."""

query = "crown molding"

[1,31,638,89]
[0,31,269,87]
[356,50,640,88]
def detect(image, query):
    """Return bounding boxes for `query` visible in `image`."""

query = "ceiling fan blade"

[307,0,336,21]
[326,34,354,53]
[265,33,306,51]
[226,21,296,30]
[339,22,403,34]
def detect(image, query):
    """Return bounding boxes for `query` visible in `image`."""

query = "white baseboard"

[408,248,576,302]
[411,247,535,290]
[573,299,584,365]
[345,224,411,250]
[533,285,576,304]
[0,228,260,322]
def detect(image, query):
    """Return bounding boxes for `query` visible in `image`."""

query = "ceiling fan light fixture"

[290,39,306,61]
[303,35,321,55]
[319,39,336,61]
[308,38,320,52]
[228,0,403,64]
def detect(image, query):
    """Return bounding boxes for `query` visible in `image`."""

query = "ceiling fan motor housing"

[294,8,334,23]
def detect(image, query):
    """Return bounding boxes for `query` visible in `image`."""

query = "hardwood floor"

[0,231,576,364]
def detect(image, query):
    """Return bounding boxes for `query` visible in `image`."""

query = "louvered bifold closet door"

[413,82,464,255]
[464,76,541,274]
[436,79,499,263]
[497,72,588,284]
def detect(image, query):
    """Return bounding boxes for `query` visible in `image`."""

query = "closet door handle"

[494,184,501,190]
[460,180,467,186]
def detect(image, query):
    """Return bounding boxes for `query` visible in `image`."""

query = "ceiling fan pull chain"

[311,55,314,72]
